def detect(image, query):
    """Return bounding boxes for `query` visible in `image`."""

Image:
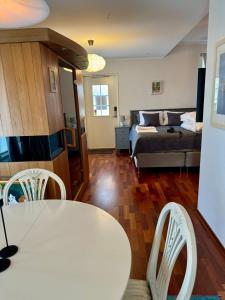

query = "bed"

[129,108,202,171]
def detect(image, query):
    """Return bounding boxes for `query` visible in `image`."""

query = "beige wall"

[85,43,206,122]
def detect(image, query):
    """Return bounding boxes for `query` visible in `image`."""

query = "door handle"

[113,106,117,118]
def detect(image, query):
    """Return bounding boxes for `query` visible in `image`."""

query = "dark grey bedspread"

[130,125,202,157]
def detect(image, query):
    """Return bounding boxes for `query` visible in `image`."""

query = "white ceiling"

[182,15,208,44]
[39,0,209,58]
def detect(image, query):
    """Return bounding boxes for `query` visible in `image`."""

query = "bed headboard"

[130,108,196,125]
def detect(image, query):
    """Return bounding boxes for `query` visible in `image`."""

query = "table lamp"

[120,115,126,127]
[0,187,18,259]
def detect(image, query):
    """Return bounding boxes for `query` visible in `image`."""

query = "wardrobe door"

[74,69,89,184]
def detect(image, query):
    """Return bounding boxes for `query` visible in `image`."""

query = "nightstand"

[115,126,130,151]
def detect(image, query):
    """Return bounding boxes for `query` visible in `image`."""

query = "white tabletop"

[0,200,131,300]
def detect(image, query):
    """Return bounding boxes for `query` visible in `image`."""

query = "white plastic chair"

[123,202,197,300]
[3,168,66,205]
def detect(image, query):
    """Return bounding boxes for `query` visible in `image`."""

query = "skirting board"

[197,209,225,258]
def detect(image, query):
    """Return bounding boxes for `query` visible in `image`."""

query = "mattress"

[130,125,202,157]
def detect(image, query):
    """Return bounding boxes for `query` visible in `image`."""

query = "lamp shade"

[86,54,106,73]
[0,0,49,28]
[119,115,125,122]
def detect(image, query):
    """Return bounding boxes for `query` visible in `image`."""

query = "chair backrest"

[3,168,66,205]
[147,202,197,300]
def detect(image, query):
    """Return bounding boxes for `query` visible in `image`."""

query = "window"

[92,84,109,116]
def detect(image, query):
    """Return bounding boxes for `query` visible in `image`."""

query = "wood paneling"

[21,43,48,135]
[40,44,64,134]
[0,161,52,178]
[0,42,49,136]
[0,163,10,178]
[82,152,225,298]
[29,43,50,135]
[0,42,65,136]
[0,37,84,200]
[0,44,24,136]
[80,133,89,184]
[70,69,89,200]
[0,28,88,69]
[74,133,89,201]
[0,54,13,136]
[11,44,35,136]
[52,150,72,199]
[0,151,71,199]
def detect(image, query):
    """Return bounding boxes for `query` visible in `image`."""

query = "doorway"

[84,75,119,149]
[59,63,83,198]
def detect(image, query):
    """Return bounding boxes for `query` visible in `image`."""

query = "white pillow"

[180,112,196,122]
[196,122,203,132]
[181,122,203,133]
[163,111,184,125]
[139,111,164,126]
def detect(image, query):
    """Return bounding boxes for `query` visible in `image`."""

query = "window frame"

[92,84,110,117]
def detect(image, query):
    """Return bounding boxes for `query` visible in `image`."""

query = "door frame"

[83,74,120,149]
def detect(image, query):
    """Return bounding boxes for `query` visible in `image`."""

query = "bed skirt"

[134,151,201,168]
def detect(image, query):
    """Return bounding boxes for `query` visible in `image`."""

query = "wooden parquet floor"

[82,152,225,298]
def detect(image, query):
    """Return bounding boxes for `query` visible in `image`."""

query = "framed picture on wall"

[212,38,225,129]
[49,66,57,93]
[152,81,163,95]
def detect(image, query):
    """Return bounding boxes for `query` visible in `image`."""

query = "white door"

[84,75,119,149]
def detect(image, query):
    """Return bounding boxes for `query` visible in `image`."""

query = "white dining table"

[0,200,131,300]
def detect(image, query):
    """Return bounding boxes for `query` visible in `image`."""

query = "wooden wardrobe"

[0,28,89,200]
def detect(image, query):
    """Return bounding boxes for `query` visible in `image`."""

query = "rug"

[167,296,220,300]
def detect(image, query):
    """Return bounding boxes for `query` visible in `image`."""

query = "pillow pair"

[138,110,196,126]
[139,111,163,127]
[139,110,183,127]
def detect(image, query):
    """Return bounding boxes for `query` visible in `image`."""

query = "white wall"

[198,0,225,247]
[85,44,206,121]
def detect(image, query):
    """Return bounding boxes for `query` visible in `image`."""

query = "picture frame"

[152,80,163,95]
[211,38,225,129]
[49,66,57,93]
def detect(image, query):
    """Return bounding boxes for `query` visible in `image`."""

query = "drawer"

[115,127,130,135]
[116,135,128,144]
[116,133,129,140]
[115,127,130,150]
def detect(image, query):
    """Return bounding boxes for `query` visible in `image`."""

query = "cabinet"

[0,28,89,200]
[115,127,130,150]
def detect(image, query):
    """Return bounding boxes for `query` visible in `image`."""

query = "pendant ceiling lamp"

[0,0,49,28]
[86,40,106,73]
